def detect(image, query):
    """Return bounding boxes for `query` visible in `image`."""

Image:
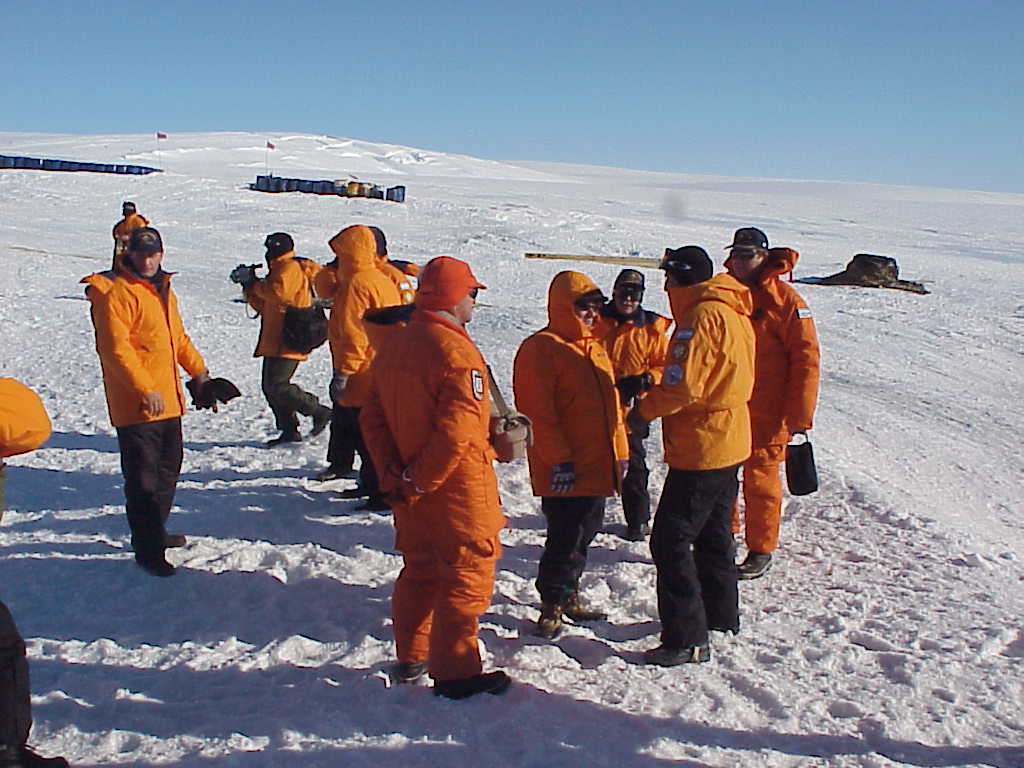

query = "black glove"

[186,375,218,411]
[615,372,654,405]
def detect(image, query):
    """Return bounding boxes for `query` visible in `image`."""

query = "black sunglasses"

[469,288,479,299]
[731,247,764,261]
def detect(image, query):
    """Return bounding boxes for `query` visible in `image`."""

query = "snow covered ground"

[1,131,1022,767]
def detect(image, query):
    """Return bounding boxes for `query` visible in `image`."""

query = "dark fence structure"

[0,155,161,175]
[250,175,405,202]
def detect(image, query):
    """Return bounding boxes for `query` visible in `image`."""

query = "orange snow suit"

[728,248,821,553]
[325,226,402,407]
[637,273,755,470]
[111,213,150,272]
[513,271,628,497]
[82,270,207,428]
[243,252,321,361]
[360,308,504,682]
[0,379,51,459]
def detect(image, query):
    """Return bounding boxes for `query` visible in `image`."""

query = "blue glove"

[550,462,575,494]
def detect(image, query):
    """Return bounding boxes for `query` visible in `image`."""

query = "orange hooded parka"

[513,271,628,497]
[326,226,402,407]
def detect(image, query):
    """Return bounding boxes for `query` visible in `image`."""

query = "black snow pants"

[650,465,740,648]
[0,601,30,749]
[536,496,606,606]
[116,417,183,563]
[621,416,652,528]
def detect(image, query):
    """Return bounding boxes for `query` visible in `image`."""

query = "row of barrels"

[0,155,161,175]
[250,175,406,202]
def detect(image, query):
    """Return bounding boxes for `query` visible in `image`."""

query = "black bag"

[785,434,818,496]
[282,304,328,354]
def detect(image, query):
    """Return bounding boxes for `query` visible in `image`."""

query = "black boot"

[310,406,332,437]
[737,551,773,580]
[266,430,302,447]
[0,744,69,767]
[391,660,427,684]
[643,644,711,666]
[433,671,511,699]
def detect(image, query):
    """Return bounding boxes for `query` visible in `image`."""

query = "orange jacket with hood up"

[513,271,628,497]
[326,226,402,406]
[637,273,755,470]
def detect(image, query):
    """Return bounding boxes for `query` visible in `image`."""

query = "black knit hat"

[128,227,163,254]
[660,246,713,286]
[726,227,768,251]
[613,269,645,291]
[264,232,294,260]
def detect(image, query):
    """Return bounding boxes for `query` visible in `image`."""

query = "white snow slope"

[1,131,1022,767]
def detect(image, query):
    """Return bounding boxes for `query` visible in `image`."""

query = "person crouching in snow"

[598,268,671,542]
[360,256,511,699]
[513,271,628,639]
[723,229,821,580]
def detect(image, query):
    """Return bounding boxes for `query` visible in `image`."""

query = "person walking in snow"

[236,232,332,447]
[598,268,672,542]
[513,271,628,639]
[723,228,821,580]
[632,246,754,665]
[0,379,69,767]
[111,201,149,272]
[360,256,511,699]
[315,225,401,509]
[83,227,224,577]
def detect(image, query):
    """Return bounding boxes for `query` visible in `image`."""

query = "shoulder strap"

[486,366,511,417]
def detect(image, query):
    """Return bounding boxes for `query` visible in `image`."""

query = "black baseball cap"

[613,269,645,292]
[660,246,713,286]
[726,227,769,251]
[128,227,163,253]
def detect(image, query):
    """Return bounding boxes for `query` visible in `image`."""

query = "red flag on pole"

[266,141,275,150]
[156,132,168,139]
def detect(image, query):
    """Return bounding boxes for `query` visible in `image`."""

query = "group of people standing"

[1,213,819,719]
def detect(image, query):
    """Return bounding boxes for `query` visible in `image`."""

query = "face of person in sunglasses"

[727,246,767,284]
[613,286,642,316]
[573,297,603,328]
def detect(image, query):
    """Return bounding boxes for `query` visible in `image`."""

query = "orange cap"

[415,256,486,310]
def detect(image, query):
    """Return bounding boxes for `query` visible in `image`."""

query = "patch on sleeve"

[669,339,690,360]
[663,364,683,386]
[674,328,694,340]
[797,307,813,319]
[470,369,485,401]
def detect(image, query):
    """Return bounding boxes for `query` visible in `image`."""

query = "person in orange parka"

[111,201,149,272]
[598,268,671,542]
[240,232,331,446]
[634,246,755,665]
[0,378,51,521]
[369,226,418,304]
[320,225,401,510]
[724,230,821,580]
[83,227,217,577]
[360,256,511,699]
[513,271,628,639]
[313,227,416,482]
[0,380,69,768]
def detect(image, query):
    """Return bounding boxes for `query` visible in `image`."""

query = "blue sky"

[2,0,1022,192]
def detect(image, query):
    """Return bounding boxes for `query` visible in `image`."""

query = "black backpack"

[281,258,328,354]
